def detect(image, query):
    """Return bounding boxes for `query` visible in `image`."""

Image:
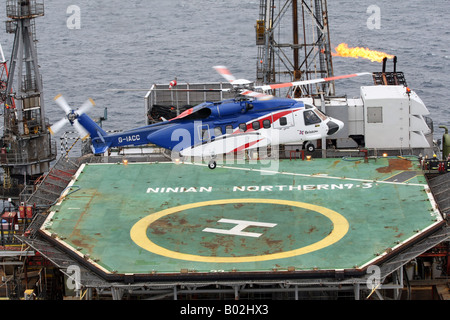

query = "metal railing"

[144,82,234,125]
[6,0,44,19]
[0,139,57,166]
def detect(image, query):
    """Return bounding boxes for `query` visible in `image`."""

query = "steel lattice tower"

[1,0,56,187]
[256,0,335,98]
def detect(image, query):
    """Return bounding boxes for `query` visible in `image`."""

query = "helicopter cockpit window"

[279,117,288,126]
[315,109,328,121]
[239,123,247,132]
[303,110,321,125]
[263,119,271,129]
[252,121,260,130]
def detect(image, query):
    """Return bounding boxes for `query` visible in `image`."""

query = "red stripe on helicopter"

[252,109,300,132]
[232,139,265,153]
[171,108,193,120]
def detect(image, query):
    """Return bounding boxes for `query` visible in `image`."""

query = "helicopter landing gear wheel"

[305,143,315,153]
[208,160,217,170]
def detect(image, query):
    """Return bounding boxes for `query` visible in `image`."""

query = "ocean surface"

[1,0,449,153]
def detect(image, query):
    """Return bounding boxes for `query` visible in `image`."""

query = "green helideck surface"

[42,157,441,275]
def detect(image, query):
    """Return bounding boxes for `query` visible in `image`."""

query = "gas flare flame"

[332,43,394,63]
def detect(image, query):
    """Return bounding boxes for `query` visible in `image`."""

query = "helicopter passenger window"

[214,127,222,137]
[279,117,288,126]
[252,121,260,130]
[226,125,233,134]
[239,123,247,132]
[303,110,321,125]
[263,119,271,129]
[201,129,210,141]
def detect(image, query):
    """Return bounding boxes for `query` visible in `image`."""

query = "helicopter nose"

[327,119,344,136]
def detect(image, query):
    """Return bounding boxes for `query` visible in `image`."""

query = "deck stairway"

[21,157,79,208]
[21,157,80,238]
[427,172,450,219]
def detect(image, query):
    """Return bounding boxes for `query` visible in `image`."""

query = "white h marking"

[203,219,277,238]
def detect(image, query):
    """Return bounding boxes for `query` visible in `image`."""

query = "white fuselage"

[180,104,343,158]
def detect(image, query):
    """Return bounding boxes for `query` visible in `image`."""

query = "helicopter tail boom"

[76,113,111,154]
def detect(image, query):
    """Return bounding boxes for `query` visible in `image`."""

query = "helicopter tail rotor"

[54,94,72,114]
[48,117,69,135]
[49,95,95,139]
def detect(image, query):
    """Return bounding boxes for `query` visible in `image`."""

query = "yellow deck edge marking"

[130,198,349,263]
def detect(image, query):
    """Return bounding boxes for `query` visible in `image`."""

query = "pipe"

[439,125,449,159]
[382,57,388,85]
[382,57,387,73]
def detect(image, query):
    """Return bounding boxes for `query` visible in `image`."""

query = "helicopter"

[49,66,370,169]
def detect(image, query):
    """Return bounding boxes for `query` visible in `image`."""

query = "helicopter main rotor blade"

[239,89,273,100]
[213,65,236,83]
[256,72,372,91]
[106,88,228,92]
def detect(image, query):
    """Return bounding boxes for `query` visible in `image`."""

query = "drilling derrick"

[1,0,56,188]
[256,0,334,98]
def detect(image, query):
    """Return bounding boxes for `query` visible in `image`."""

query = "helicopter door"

[273,111,294,129]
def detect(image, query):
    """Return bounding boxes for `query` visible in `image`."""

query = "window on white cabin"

[214,127,222,137]
[303,110,321,125]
